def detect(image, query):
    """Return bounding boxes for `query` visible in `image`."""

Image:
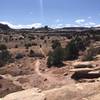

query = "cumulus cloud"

[0,21,42,29]
[75,19,85,24]
[0,20,98,29]
[84,22,96,27]
[51,24,64,28]
[65,24,71,27]
[95,24,100,27]
[74,18,97,27]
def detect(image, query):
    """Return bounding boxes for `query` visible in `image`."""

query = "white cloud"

[74,18,97,27]
[0,20,99,29]
[84,22,96,27]
[65,24,71,27]
[75,19,85,24]
[0,21,42,29]
[95,24,100,27]
[51,24,64,28]
[88,22,96,26]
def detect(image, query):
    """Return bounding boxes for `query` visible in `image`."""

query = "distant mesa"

[0,23,100,34]
[0,23,11,30]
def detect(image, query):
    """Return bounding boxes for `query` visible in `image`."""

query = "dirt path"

[40,48,46,57]
[34,59,72,85]
[0,59,74,90]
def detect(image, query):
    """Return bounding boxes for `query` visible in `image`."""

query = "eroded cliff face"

[1,82,100,100]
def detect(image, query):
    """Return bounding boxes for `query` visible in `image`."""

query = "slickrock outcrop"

[73,62,93,68]
[1,88,46,100]
[1,82,100,100]
[71,61,100,81]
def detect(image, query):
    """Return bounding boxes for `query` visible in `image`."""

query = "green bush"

[82,46,95,61]
[51,40,61,50]
[0,44,7,50]
[47,37,87,67]
[0,44,12,67]
[15,53,24,59]
[64,39,79,60]
[25,43,33,49]
[64,37,86,60]
[29,49,35,57]
[47,47,64,67]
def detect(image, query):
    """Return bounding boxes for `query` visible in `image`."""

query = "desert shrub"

[47,47,64,67]
[40,36,45,40]
[64,37,86,60]
[15,44,18,48]
[28,35,35,40]
[15,53,24,59]
[28,49,35,57]
[82,46,96,61]
[32,43,37,46]
[25,43,33,49]
[0,50,12,66]
[40,44,42,48]
[48,36,50,39]
[51,40,61,50]
[35,53,44,58]
[75,37,86,51]
[29,50,44,58]
[0,44,7,50]
[64,39,79,60]
[44,40,47,43]
[0,44,12,67]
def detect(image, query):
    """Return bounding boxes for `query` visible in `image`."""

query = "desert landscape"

[0,23,99,100]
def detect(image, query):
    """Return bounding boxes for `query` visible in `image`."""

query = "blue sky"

[0,0,100,28]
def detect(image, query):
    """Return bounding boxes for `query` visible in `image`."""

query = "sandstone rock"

[73,62,93,68]
[2,88,46,100]
[87,93,100,100]
[1,83,100,100]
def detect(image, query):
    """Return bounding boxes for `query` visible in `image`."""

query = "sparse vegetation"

[51,40,61,50]
[0,44,12,67]
[82,46,95,61]
[15,53,24,59]
[0,44,7,50]
[28,49,35,57]
[47,46,64,67]
[64,37,86,60]
[25,43,33,49]
[0,23,100,99]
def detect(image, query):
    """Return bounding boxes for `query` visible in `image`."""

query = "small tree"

[64,39,78,60]
[47,47,64,67]
[75,37,86,51]
[64,37,85,60]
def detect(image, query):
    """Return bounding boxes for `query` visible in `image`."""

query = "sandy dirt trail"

[34,59,72,85]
